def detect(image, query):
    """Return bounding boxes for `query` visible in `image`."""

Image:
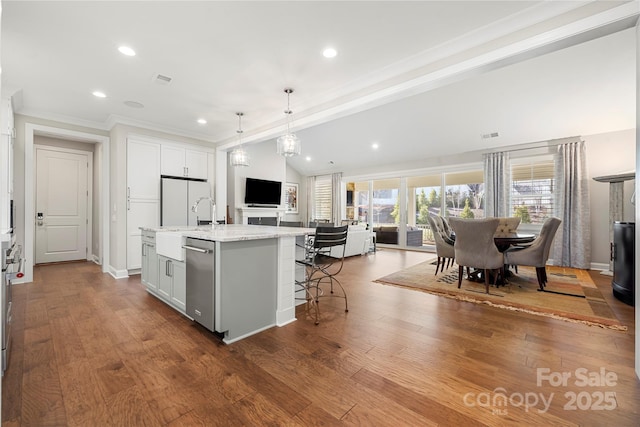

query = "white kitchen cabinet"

[158,254,186,312]
[127,138,161,270]
[161,145,208,179]
[141,232,158,292]
[127,139,161,199]
[127,200,159,269]
[170,260,186,311]
[158,255,172,300]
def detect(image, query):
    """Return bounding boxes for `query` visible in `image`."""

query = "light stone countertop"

[0,231,12,243]
[140,224,315,242]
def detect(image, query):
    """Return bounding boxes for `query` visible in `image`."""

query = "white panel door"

[35,148,88,263]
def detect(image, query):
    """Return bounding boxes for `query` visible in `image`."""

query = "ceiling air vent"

[481,132,500,139]
[152,73,172,85]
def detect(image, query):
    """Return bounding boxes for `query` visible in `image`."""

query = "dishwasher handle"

[182,245,211,254]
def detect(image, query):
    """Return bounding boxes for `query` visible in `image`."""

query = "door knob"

[37,212,44,226]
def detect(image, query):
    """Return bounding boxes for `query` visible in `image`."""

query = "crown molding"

[104,114,216,143]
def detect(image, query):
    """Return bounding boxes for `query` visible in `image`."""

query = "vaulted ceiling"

[2,1,637,176]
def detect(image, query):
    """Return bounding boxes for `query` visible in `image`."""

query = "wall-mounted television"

[244,178,282,207]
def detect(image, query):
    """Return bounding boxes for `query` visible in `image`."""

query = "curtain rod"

[481,136,582,155]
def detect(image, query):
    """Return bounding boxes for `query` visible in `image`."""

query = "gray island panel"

[216,238,278,343]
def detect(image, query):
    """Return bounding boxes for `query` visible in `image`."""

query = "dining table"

[451,231,537,285]
[493,232,536,252]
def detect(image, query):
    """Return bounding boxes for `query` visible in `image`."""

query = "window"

[407,175,442,245]
[510,157,555,225]
[313,175,332,221]
[444,170,485,219]
[353,181,370,222]
[372,178,400,229]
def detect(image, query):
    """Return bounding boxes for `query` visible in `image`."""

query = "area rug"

[374,261,626,330]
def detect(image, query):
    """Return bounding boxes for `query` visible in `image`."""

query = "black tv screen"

[244,178,282,206]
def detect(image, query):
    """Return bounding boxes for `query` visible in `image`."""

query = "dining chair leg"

[435,257,441,275]
[483,269,490,293]
[535,267,545,291]
[457,265,464,288]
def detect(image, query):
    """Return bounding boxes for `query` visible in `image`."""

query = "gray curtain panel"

[331,172,342,225]
[552,140,591,269]
[306,175,315,225]
[483,151,511,217]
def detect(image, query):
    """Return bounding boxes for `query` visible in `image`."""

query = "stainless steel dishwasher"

[183,238,215,332]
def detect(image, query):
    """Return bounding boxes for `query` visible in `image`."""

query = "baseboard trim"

[590,262,609,271]
[91,254,101,265]
[109,266,129,279]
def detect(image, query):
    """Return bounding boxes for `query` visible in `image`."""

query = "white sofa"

[329,224,372,257]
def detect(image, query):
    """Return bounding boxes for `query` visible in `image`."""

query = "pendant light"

[276,88,301,157]
[229,112,249,167]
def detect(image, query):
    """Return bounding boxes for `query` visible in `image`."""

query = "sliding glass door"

[343,167,483,251]
[407,174,442,246]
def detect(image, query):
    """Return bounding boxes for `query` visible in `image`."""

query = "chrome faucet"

[191,197,216,226]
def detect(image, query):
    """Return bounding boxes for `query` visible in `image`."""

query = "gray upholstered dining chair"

[427,214,455,274]
[494,217,521,237]
[448,217,504,294]
[503,217,561,291]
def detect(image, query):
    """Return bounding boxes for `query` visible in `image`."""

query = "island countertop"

[139,224,315,242]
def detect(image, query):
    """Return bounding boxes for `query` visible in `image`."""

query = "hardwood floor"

[2,249,638,426]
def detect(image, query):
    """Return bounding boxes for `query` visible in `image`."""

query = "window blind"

[313,176,332,221]
[510,158,555,224]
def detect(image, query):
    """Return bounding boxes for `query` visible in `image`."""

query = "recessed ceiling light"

[305,156,311,162]
[323,48,337,58]
[118,46,136,56]
[92,91,106,98]
[124,100,144,109]
[197,118,207,125]
[372,143,379,150]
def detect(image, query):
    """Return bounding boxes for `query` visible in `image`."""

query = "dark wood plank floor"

[2,249,638,426]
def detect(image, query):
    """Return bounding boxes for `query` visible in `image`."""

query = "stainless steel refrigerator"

[161,177,212,226]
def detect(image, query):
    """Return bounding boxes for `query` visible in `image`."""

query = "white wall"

[584,129,636,267]
[227,140,286,224]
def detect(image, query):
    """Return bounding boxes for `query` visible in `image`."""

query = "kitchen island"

[139,224,314,343]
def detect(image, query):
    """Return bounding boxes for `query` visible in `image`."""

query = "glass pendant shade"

[230,112,249,167]
[276,133,301,157]
[229,147,249,167]
[278,88,301,157]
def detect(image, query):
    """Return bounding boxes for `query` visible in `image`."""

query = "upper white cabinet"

[128,139,161,200]
[161,145,208,179]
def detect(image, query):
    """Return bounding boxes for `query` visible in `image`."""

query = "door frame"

[34,144,93,264]
[24,124,110,284]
